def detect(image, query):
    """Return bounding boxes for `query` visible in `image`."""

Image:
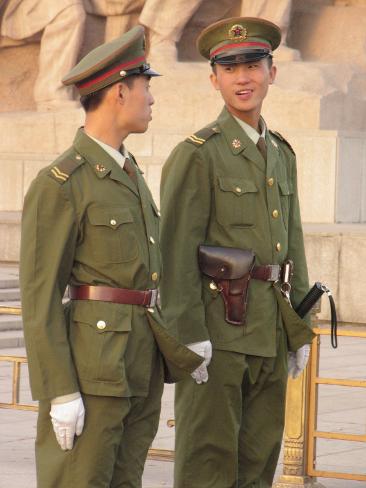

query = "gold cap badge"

[229,24,247,41]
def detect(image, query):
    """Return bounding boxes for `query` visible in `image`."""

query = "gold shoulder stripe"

[190,134,206,143]
[53,166,69,179]
[51,168,68,182]
[187,135,204,145]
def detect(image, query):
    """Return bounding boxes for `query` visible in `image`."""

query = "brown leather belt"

[69,285,158,307]
[251,264,281,282]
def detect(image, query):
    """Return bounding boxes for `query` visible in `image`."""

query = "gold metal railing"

[306,328,366,483]
[275,326,366,487]
[0,355,37,411]
[0,304,174,460]
[2,305,365,474]
[0,306,21,315]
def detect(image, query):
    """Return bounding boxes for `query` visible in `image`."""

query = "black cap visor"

[211,49,272,66]
[123,63,161,78]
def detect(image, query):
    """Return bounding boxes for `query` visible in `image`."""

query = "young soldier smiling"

[160,17,314,488]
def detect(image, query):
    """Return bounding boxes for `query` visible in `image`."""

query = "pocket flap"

[218,177,258,195]
[72,300,132,332]
[278,181,293,196]
[87,206,134,228]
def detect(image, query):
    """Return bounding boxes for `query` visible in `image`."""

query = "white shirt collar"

[233,115,266,144]
[86,132,129,168]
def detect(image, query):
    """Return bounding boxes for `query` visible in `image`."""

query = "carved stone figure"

[0,0,86,111]
[140,0,297,64]
[240,0,299,60]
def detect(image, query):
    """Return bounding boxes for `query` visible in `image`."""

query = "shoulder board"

[48,153,85,184]
[270,130,295,155]
[185,124,220,147]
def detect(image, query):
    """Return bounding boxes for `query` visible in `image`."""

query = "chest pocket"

[86,206,138,263]
[215,177,258,227]
[278,181,293,230]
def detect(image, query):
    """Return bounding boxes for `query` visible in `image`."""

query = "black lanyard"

[295,282,338,349]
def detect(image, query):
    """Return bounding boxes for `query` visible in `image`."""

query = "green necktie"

[256,136,267,160]
[123,157,138,185]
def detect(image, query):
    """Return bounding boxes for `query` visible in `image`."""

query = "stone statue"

[240,0,299,60]
[140,0,204,63]
[140,0,298,64]
[0,0,86,111]
[83,0,145,42]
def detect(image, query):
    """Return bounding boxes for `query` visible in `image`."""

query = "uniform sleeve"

[20,176,79,400]
[287,156,310,324]
[160,143,211,344]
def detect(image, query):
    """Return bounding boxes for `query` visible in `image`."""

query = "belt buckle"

[148,289,159,307]
[268,264,280,282]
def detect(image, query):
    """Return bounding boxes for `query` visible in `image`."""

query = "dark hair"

[80,75,138,112]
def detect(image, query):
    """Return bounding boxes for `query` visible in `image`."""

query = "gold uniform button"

[97,320,106,330]
[75,155,82,161]
[235,187,242,193]
[110,219,117,226]
[272,209,279,219]
[149,236,155,244]
[209,281,218,291]
[268,178,274,187]
[147,307,154,313]
[151,272,158,281]
[276,242,281,252]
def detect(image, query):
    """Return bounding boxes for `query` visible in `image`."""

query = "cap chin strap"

[211,52,272,66]
[120,63,160,78]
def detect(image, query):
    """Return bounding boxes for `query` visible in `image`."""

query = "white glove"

[288,344,310,379]
[187,340,212,384]
[50,394,85,450]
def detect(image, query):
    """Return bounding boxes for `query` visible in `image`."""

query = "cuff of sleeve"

[51,391,81,405]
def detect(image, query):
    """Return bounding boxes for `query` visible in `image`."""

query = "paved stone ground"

[1,265,366,487]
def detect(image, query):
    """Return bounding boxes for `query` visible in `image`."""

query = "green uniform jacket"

[160,107,310,357]
[20,128,201,401]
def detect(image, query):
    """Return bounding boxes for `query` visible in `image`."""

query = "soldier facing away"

[160,17,314,488]
[19,25,202,488]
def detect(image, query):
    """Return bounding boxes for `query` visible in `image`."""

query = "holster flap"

[198,245,255,280]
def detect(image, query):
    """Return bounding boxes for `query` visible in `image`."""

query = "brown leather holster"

[198,245,255,325]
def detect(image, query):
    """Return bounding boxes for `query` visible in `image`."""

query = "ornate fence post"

[273,309,325,488]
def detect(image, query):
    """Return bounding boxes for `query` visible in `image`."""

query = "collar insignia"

[232,138,242,149]
[95,163,106,172]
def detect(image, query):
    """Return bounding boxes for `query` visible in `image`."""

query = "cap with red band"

[197,17,281,65]
[62,25,160,96]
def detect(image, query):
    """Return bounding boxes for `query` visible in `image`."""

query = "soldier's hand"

[50,395,85,450]
[187,340,212,384]
[288,344,310,379]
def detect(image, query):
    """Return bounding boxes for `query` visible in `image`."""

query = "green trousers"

[35,358,164,488]
[174,329,288,488]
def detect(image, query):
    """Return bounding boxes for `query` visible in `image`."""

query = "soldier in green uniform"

[160,17,314,488]
[20,26,202,488]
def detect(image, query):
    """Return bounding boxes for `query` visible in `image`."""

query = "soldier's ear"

[116,82,127,104]
[210,71,219,91]
[269,65,277,85]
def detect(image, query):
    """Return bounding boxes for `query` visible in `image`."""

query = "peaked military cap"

[62,25,159,96]
[197,17,281,65]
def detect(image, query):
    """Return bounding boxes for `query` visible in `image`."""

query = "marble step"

[0,288,20,301]
[0,329,24,349]
[0,315,22,332]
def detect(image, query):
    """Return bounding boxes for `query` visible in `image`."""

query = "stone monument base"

[0,106,366,325]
